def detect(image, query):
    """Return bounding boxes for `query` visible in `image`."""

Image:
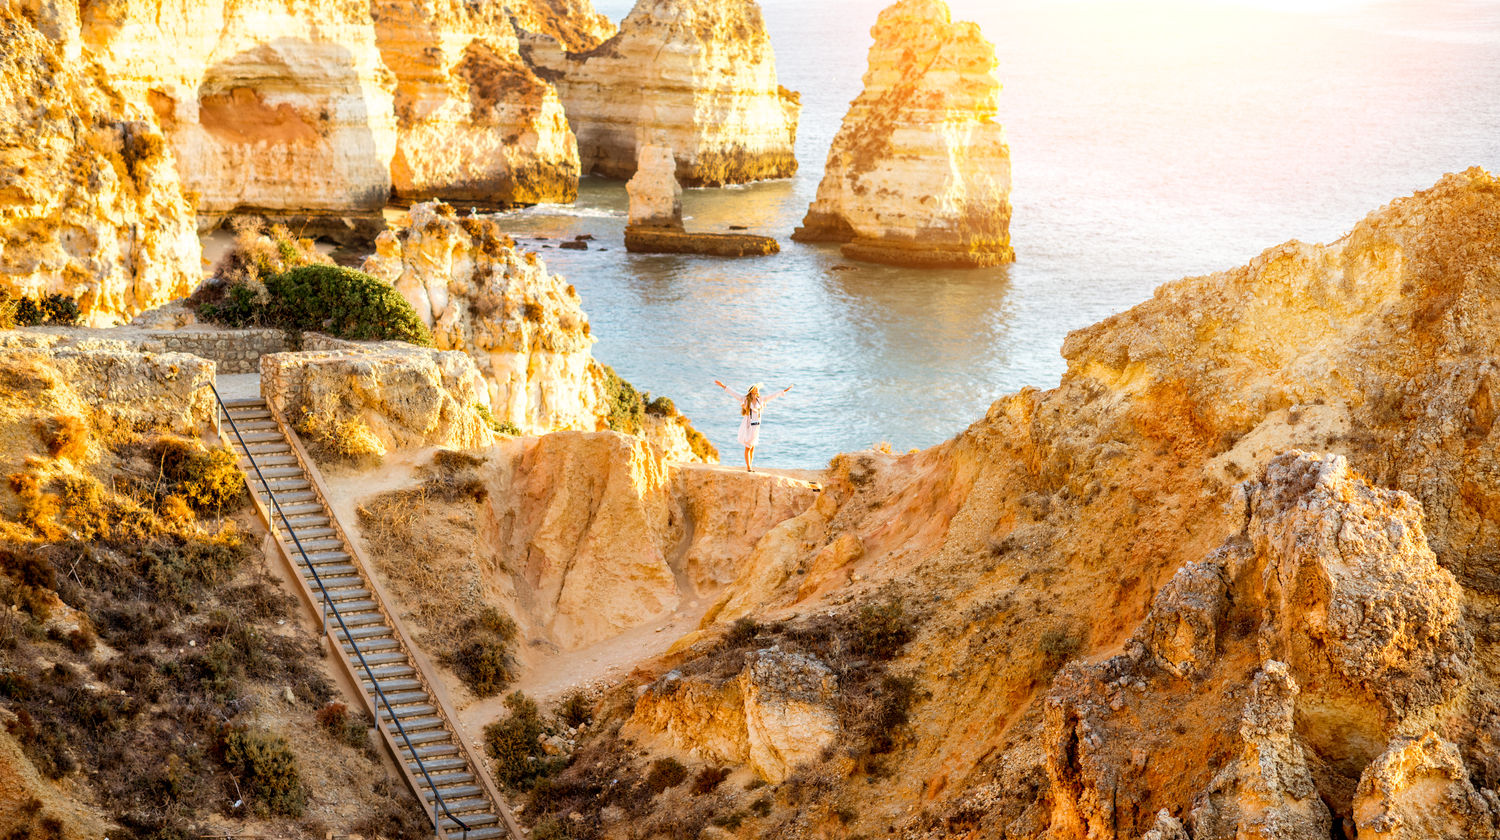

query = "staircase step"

[421,770,476,788]
[377,690,431,706]
[286,526,336,540]
[344,637,400,654]
[316,574,367,593]
[380,703,437,720]
[364,677,424,692]
[406,755,466,773]
[290,537,343,552]
[439,812,501,832]
[449,826,506,840]
[274,502,324,517]
[387,727,449,746]
[387,714,443,732]
[399,742,460,760]
[437,798,494,816]
[328,598,378,613]
[424,784,483,801]
[352,649,407,666]
[264,491,317,506]
[335,611,385,628]
[233,418,278,430]
[363,663,416,680]
[334,624,392,641]
[325,587,372,602]
[303,563,358,578]
[254,465,304,479]
[240,453,297,466]
[236,430,284,443]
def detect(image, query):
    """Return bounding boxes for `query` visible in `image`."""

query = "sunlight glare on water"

[489,0,1500,467]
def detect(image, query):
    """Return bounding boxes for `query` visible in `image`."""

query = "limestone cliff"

[79,0,399,217]
[525,0,800,185]
[506,170,1500,838]
[506,0,616,52]
[792,0,1013,268]
[372,0,579,205]
[0,1,200,326]
[362,203,603,434]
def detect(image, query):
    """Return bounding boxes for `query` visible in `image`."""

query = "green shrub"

[485,691,547,789]
[850,598,913,661]
[644,395,676,417]
[685,423,718,462]
[263,265,432,345]
[1,292,81,327]
[476,403,521,436]
[443,607,518,697]
[199,282,262,328]
[644,757,687,794]
[39,294,80,326]
[556,691,593,729]
[602,366,645,435]
[221,727,307,817]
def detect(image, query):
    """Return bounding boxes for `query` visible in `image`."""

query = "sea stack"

[792,0,1013,268]
[525,0,801,186]
[626,145,685,231]
[372,0,580,205]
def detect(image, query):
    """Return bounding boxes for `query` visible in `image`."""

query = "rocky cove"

[2,1,1500,840]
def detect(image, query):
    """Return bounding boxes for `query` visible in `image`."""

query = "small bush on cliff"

[0,292,81,328]
[486,691,553,789]
[222,727,308,817]
[602,366,646,435]
[263,265,433,345]
[477,402,522,436]
[644,757,688,794]
[850,598,914,661]
[444,606,519,697]
[146,436,245,514]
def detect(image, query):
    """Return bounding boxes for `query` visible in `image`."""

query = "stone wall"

[154,329,291,374]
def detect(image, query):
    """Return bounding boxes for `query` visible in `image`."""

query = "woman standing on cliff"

[714,380,792,472]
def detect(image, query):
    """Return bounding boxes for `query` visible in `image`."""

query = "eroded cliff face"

[525,0,800,186]
[792,0,1012,268]
[506,0,616,52]
[79,0,399,216]
[0,2,201,326]
[515,170,1500,838]
[373,0,579,205]
[362,203,603,434]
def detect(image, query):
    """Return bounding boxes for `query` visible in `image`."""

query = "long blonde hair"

[741,385,760,416]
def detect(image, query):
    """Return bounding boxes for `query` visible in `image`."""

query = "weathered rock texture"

[475,432,817,649]
[0,2,201,326]
[549,170,1500,839]
[792,0,1013,268]
[623,649,839,782]
[626,144,683,230]
[1189,661,1332,840]
[363,203,603,434]
[261,340,498,456]
[506,0,616,52]
[372,0,579,205]
[1352,732,1497,839]
[79,0,399,216]
[526,0,800,185]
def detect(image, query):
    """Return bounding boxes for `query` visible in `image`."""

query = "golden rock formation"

[79,0,399,216]
[506,0,617,52]
[0,2,200,326]
[525,0,800,185]
[373,0,580,205]
[792,0,1013,268]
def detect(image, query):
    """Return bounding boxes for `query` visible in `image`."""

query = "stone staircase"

[217,395,517,840]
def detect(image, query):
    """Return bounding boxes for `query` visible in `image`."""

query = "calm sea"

[491,0,1500,467]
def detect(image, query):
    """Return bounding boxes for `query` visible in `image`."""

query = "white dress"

[737,398,766,447]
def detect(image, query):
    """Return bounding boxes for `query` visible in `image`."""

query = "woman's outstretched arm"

[764,385,794,402]
[713,380,740,401]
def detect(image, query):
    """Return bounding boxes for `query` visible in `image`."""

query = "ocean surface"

[492,0,1500,467]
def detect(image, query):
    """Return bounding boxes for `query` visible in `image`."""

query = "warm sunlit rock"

[373,0,580,205]
[362,203,603,434]
[1352,732,1497,840]
[792,0,1013,268]
[626,144,684,230]
[78,0,398,216]
[506,0,617,52]
[0,2,200,326]
[525,0,800,185]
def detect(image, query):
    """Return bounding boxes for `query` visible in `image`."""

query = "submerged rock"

[792,0,1012,268]
[526,0,800,185]
[624,145,779,256]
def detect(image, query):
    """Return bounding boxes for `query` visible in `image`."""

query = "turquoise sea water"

[491,0,1500,467]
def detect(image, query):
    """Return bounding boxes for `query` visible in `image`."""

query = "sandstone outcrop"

[373,0,579,205]
[791,0,1013,268]
[472,432,817,649]
[623,648,840,782]
[506,0,617,52]
[363,203,602,434]
[79,0,398,217]
[1189,662,1332,840]
[525,0,800,185]
[0,2,200,326]
[558,170,1500,838]
[1352,732,1496,839]
[260,340,498,458]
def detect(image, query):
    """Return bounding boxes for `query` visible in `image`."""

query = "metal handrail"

[210,384,470,840]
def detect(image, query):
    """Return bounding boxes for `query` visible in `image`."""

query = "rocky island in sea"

[2,0,1498,839]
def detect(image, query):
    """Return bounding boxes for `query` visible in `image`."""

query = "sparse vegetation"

[37,415,88,461]
[477,402,522,436]
[1038,626,1085,675]
[602,366,645,435]
[295,409,386,468]
[444,606,519,697]
[0,291,81,328]
[645,757,689,794]
[193,219,432,345]
[557,691,594,729]
[316,701,370,749]
[485,691,552,789]
[222,727,308,817]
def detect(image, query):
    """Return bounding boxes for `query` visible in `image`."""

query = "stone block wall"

[156,329,291,373]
